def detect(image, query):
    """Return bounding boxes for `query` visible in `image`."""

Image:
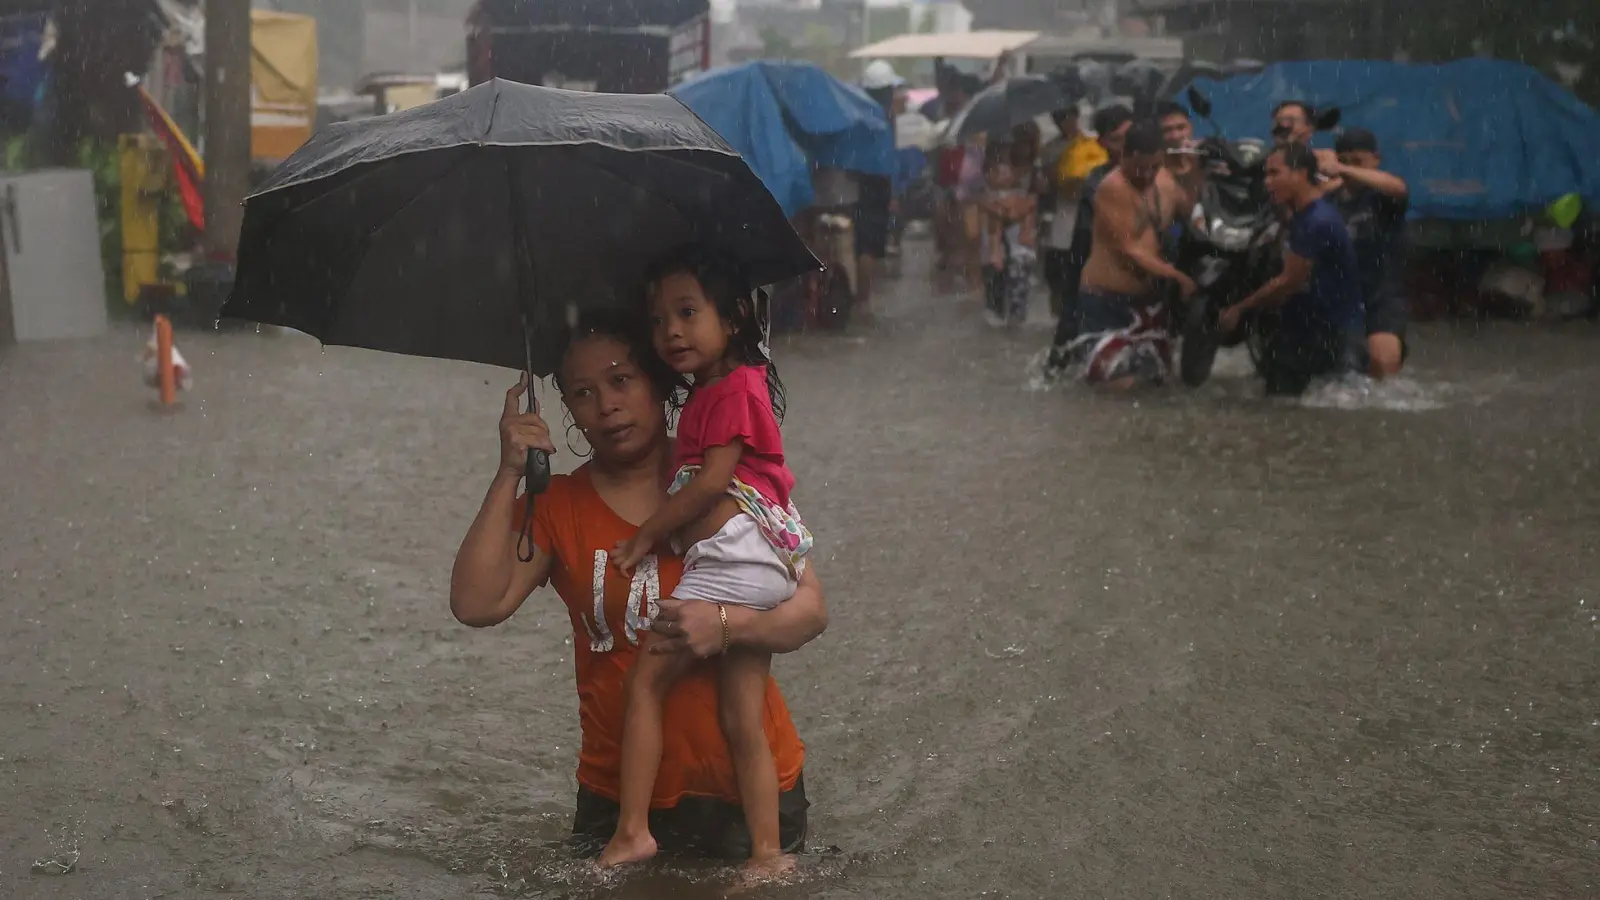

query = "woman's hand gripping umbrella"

[220,79,820,554]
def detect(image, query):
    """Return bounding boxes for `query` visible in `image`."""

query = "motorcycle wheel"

[1180,294,1221,387]
[1245,311,1277,376]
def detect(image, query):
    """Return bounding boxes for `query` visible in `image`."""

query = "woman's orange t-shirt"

[519,465,805,807]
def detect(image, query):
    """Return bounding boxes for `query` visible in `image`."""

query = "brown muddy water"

[2,261,1597,899]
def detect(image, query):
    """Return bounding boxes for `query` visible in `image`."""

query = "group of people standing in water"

[925,82,1412,395]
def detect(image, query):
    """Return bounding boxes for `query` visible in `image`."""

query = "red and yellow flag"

[136,85,206,232]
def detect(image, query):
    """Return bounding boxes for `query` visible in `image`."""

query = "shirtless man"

[1075,119,1199,387]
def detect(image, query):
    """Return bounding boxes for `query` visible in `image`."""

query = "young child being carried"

[600,247,812,877]
[980,148,1039,327]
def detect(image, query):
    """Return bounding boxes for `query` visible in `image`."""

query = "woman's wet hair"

[645,244,787,424]
[555,305,687,410]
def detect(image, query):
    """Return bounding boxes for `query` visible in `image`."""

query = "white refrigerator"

[0,168,108,345]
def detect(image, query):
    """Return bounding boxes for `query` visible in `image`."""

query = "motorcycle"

[1168,87,1341,386]
[1169,125,1280,386]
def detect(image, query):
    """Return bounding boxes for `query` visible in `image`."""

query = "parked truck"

[466,0,710,93]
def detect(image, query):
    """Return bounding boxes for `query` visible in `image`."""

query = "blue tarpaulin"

[1189,60,1600,221]
[672,61,895,217]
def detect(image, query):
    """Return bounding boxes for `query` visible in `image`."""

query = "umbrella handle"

[516,389,552,563]
[522,369,552,496]
[525,449,551,495]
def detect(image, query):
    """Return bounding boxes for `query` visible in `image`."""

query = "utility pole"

[203,0,252,261]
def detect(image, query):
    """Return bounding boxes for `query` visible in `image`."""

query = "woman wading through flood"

[448,306,827,871]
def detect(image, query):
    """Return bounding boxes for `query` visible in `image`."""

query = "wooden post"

[203,0,252,261]
[155,314,176,407]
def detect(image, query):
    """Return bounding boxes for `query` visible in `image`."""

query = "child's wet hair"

[645,245,787,424]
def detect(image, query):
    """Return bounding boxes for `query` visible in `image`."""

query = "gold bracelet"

[718,603,731,655]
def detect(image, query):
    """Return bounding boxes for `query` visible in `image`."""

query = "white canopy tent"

[849,30,1041,61]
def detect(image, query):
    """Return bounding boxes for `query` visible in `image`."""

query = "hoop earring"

[565,420,592,458]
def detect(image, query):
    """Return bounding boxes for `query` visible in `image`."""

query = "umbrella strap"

[516,372,538,564]
[516,317,540,564]
[517,491,536,563]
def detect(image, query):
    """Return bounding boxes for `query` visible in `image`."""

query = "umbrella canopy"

[951,74,1074,142]
[221,78,819,376]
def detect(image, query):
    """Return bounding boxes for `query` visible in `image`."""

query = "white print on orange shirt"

[586,550,661,653]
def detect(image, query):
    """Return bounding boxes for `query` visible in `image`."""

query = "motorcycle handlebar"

[1196,136,1242,171]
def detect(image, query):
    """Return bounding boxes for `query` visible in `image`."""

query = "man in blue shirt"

[1220,143,1366,396]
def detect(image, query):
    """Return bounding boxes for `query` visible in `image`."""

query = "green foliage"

[75,139,124,309]
[758,27,792,59]
[2,135,30,172]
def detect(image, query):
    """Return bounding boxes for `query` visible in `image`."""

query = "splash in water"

[1297,373,1451,412]
[1026,342,1457,412]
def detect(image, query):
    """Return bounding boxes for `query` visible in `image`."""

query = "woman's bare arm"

[450,470,552,627]
[649,564,829,658]
[729,563,828,653]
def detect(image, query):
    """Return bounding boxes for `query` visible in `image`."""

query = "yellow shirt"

[1055,134,1109,187]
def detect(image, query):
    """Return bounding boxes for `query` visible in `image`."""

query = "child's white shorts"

[673,513,797,610]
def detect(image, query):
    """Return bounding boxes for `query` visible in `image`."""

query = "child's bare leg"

[718,647,792,873]
[597,632,692,869]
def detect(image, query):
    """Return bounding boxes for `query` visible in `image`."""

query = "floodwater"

[2,242,1597,899]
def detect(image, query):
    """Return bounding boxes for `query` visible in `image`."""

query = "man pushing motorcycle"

[1218,143,1366,395]
[1073,119,1201,388]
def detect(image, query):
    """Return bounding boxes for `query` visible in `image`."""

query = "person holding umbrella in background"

[949,71,1072,303]
[978,136,1039,326]
[929,69,980,284]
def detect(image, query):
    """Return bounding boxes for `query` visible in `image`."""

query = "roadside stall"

[248,10,317,167]
[117,5,319,323]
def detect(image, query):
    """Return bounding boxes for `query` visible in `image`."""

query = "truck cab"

[466,0,710,93]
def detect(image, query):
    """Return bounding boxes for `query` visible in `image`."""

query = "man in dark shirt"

[1042,104,1133,375]
[1220,143,1365,396]
[1271,100,1317,148]
[1320,128,1410,377]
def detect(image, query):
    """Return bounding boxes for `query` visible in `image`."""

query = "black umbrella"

[224,78,817,373]
[222,78,818,557]
[951,75,1074,142]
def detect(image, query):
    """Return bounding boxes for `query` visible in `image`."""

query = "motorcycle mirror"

[1315,107,1342,131]
[1187,86,1213,118]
